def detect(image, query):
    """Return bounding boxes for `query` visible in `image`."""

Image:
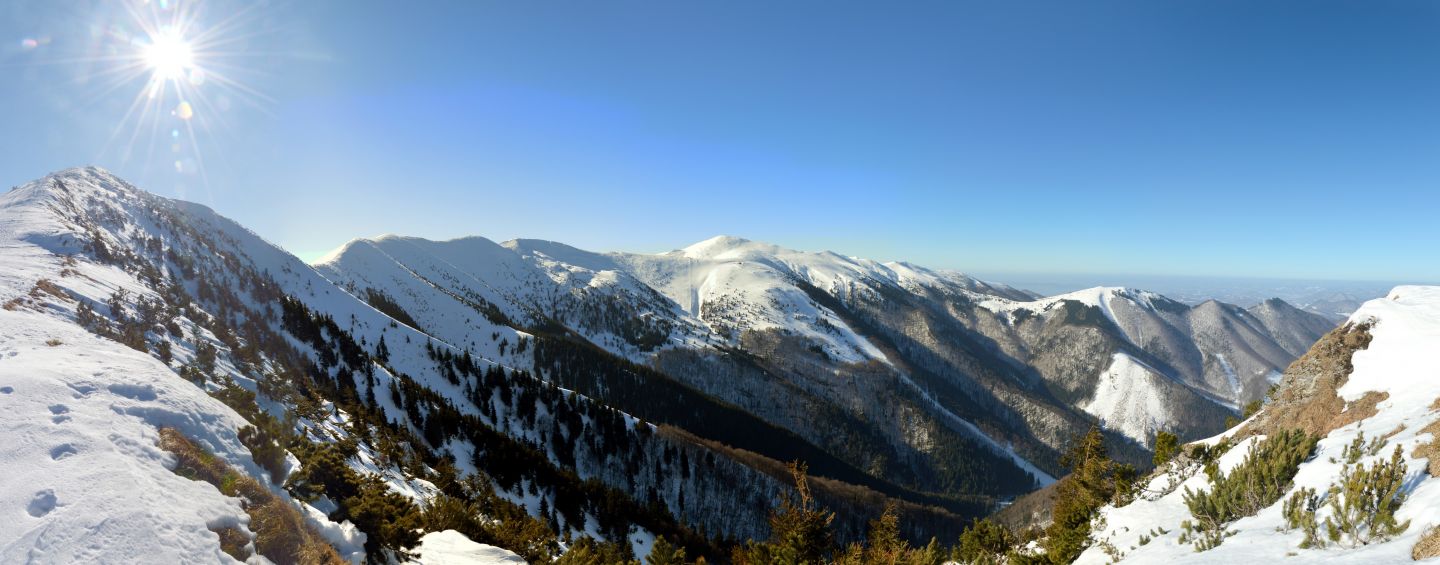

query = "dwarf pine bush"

[1324,444,1411,547]
[1281,486,1324,548]
[1179,430,1317,551]
[1281,434,1411,551]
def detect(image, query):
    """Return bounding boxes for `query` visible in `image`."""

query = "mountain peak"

[6,166,134,204]
[680,235,762,258]
[1257,296,1295,309]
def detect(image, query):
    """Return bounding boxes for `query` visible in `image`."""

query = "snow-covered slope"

[1077,286,1440,564]
[0,168,815,562]
[0,308,355,563]
[971,286,1334,446]
[414,530,524,564]
[321,232,1067,492]
[0,169,366,562]
[1081,353,1182,445]
[317,229,1336,492]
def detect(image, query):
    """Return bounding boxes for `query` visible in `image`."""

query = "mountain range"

[0,167,1342,562]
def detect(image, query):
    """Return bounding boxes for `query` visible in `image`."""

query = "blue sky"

[1,1,1438,282]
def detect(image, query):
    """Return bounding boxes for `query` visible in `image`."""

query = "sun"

[142,30,195,82]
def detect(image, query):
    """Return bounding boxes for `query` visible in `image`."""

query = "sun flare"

[142,31,195,82]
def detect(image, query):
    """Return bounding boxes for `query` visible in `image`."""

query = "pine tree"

[1152,430,1180,467]
[955,518,1014,564]
[865,503,904,561]
[374,334,389,363]
[1042,425,1115,564]
[732,461,835,565]
[646,537,687,565]
[1324,444,1411,547]
[1180,429,1317,550]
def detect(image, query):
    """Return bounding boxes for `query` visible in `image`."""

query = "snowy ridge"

[321,232,1060,489]
[0,168,697,562]
[1077,286,1440,564]
[0,169,372,562]
[318,230,1333,489]
[1080,353,1175,447]
[0,309,364,563]
[617,237,894,364]
[975,282,1334,443]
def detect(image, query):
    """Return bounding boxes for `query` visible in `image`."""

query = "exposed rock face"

[1241,321,1377,438]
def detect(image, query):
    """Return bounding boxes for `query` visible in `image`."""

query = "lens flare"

[142,31,194,81]
[37,0,282,196]
[11,0,278,197]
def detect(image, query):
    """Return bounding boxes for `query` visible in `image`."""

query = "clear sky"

[2,1,1437,281]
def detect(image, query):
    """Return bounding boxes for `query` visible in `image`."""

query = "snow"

[629,526,657,562]
[1081,353,1173,447]
[621,237,895,364]
[413,530,525,564]
[978,286,1168,329]
[1076,285,1440,564]
[1215,353,1241,399]
[319,231,1059,485]
[0,309,263,563]
[0,168,376,563]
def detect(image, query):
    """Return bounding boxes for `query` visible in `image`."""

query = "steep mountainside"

[316,233,1053,509]
[319,231,1334,489]
[2,168,975,562]
[972,288,1334,445]
[0,167,1342,563]
[1076,286,1440,564]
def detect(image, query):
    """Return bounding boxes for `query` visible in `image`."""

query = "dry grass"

[159,428,345,565]
[1415,525,1440,560]
[30,279,66,299]
[3,280,72,312]
[1404,399,1440,560]
[1414,418,1440,478]
[210,525,250,561]
[1243,323,1381,439]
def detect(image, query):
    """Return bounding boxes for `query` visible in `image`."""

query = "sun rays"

[18,0,278,196]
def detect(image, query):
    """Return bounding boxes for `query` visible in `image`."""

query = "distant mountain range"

[980,272,1403,320]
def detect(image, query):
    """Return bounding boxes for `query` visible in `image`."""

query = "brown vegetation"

[656,425,977,541]
[158,428,345,565]
[31,278,66,299]
[1414,417,1440,478]
[1415,525,1440,560]
[990,480,1058,535]
[211,525,250,561]
[1242,322,1381,439]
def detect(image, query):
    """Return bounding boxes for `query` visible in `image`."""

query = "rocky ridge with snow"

[1076,286,1440,563]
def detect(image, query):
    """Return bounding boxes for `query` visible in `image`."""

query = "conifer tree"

[375,334,389,364]
[1324,444,1410,547]
[1042,425,1115,564]
[732,461,835,565]
[1152,430,1180,467]
[955,518,1014,564]
[646,537,687,565]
